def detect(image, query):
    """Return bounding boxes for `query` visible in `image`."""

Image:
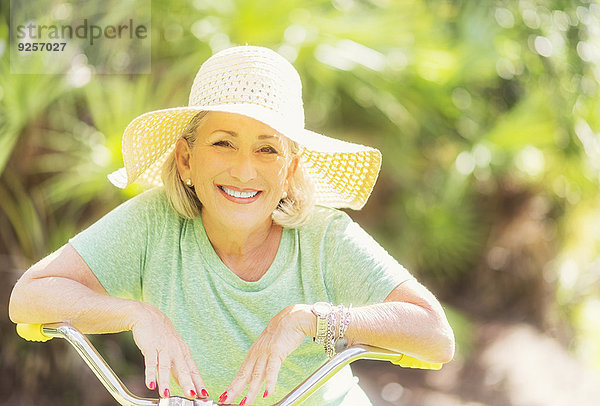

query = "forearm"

[298,301,453,363]
[296,281,455,364]
[344,301,454,363]
[9,276,142,334]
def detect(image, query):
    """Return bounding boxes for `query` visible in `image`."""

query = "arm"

[9,243,207,400]
[9,243,137,332]
[222,280,454,405]
[343,279,455,363]
[316,213,454,362]
[223,214,455,404]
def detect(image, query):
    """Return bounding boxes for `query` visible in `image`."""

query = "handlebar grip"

[391,354,442,370]
[16,324,53,342]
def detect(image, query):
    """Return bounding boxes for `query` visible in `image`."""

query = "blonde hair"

[161,111,315,228]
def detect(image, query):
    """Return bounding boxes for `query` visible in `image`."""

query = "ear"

[286,155,299,183]
[174,138,193,181]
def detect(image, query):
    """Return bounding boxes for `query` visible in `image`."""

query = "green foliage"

[0,60,70,175]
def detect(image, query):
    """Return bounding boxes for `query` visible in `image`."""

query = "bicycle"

[16,323,442,405]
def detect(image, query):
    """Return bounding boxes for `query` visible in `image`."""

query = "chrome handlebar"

[21,323,441,405]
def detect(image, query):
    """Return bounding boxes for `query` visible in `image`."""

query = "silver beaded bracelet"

[338,304,352,340]
[323,304,352,358]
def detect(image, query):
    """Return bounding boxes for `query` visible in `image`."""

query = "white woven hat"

[108,45,382,209]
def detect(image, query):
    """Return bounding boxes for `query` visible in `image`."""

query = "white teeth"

[220,186,259,199]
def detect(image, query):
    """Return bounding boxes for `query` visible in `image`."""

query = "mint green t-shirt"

[69,188,412,405]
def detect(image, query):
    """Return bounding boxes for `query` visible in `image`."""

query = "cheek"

[191,152,224,178]
[268,161,289,189]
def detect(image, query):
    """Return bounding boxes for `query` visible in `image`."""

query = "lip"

[217,184,262,204]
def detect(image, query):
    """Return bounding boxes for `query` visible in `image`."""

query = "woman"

[9,46,454,406]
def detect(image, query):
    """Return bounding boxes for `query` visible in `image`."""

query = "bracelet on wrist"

[311,302,353,359]
[311,302,333,345]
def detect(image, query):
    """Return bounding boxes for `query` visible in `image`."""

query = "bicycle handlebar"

[16,323,442,405]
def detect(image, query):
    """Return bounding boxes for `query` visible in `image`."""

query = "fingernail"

[201,388,209,398]
[239,396,247,406]
[149,381,155,390]
[219,391,228,402]
[164,388,170,398]
[190,389,197,398]
[263,389,269,398]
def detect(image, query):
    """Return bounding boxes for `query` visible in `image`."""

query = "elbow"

[8,282,24,324]
[429,311,455,364]
[9,274,35,324]
[405,305,455,364]
[413,303,456,364]
[435,326,456,364]
[426,301,456,364]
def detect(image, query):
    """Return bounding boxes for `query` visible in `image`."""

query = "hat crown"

[188,46,305,129]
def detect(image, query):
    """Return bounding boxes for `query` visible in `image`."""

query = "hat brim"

[109,105,381,210]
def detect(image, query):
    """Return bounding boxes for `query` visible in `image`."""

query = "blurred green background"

[1,0,600,405]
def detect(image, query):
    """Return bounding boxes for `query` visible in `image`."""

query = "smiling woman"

[9,45,454,406]
[178,113,294,227]
[162,110,315,228]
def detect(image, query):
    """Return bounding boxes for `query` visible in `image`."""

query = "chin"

[220,210,273,230]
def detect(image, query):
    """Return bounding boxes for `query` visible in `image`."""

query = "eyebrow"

[211,129,280,140]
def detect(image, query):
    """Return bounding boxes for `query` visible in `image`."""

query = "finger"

[143,349,158,391]
[190,369,209,398]
[178,341,207,398]
[184,351,208,398]
[172,350,197,399]
[157,349,172,398]
[243,356,267,406]
[263,355,283,400]
[225,355,258,403]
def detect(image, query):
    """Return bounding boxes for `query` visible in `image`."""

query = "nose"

[229,150,257,183]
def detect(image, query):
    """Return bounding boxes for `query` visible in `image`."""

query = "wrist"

[311,301,334,344]
[289,304,316,337]
[126,300,155,331]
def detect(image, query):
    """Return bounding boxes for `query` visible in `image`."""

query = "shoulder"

[102,187,182,231]
[298,206,388,257]
[300,205,350,226]
[123,186,168,207]
[118,187,173,216]
[296,205,354,238]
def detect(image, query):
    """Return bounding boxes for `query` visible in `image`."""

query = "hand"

[130,303,208,399]
[221,304,314,405]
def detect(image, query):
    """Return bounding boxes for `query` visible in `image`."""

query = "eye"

[258,145,279,154]
[213,140,233,148]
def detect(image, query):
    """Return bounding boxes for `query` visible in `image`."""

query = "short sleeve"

[68,189,164,301]
[322,210,414,306]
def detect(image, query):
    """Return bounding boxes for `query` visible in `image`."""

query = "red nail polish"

[219,391,228,402]
[239,396,247,406]
[190,389,197,397]
[201,388,209,397]
[164,388,170,398]
[149,381,155,390]
[263,389,269,398]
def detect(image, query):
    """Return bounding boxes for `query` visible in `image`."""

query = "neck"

[201,210,282,281]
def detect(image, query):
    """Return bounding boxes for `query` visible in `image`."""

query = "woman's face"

[178,111,297,232]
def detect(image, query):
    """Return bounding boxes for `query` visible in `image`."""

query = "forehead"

[200,111,286,142]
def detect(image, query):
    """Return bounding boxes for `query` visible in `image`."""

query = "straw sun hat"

[108,45,382,210]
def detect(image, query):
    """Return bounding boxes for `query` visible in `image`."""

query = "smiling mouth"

[218,185,261,199]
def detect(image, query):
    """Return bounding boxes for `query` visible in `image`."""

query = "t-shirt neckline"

[192,216,293,291]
